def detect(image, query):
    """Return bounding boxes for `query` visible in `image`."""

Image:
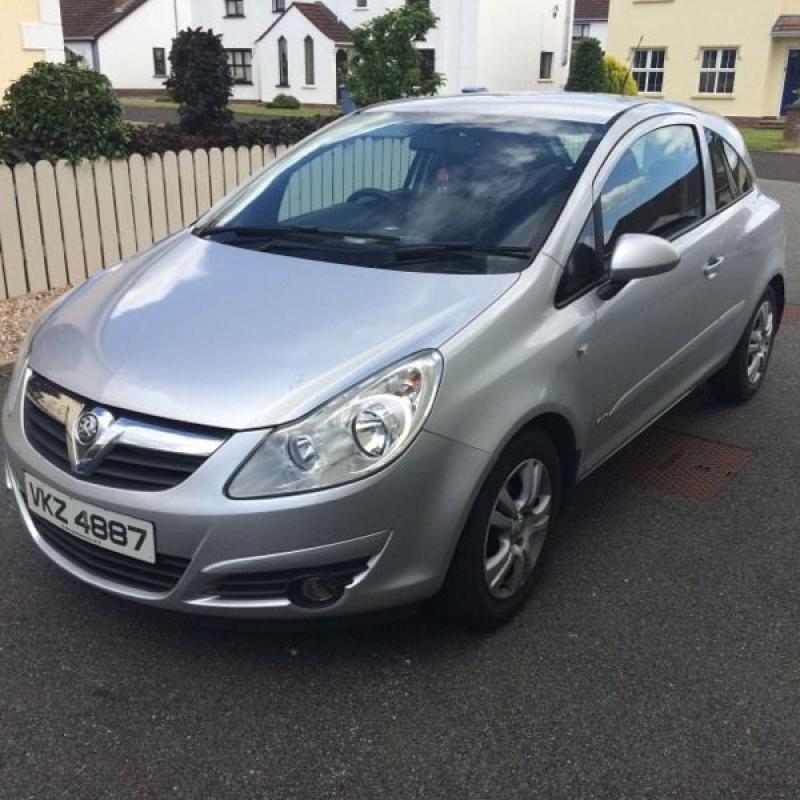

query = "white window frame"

[572,23,591,39]
[698,48,737,95]
[631,48,665,94]
[539,51,554,80]
[226,48,253,84]
[304,36,315,86]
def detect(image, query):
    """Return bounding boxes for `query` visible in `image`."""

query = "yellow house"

[607,0,800,122]
[0,0,64,95]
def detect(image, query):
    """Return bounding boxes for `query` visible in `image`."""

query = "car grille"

[33,514,190,593]
[23,373,227,492]
[211,559,370,601]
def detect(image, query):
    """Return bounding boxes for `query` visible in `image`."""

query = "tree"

[566,38,606,93]
[603,55,638,96]
[0,62,129,164]
[166,28,233,135]
[345,3,444,107]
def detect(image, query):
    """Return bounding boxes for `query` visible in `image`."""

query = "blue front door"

[781,49,800,115]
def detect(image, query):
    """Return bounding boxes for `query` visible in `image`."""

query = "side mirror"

[609,234,681,283]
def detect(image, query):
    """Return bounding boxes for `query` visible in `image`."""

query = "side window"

[600,125,705,255]
[556,212,605,305]
[705,129,738,210]
[722,140,753,195]
[704,129,754,211]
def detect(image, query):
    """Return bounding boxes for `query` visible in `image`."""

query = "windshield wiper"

[195,224,401,244]
[389,243,532,262]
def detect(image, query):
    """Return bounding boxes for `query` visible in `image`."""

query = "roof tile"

[773,15,800,36]
[574,0,609,22]
[61,0,150,40]
[257,2,351,44]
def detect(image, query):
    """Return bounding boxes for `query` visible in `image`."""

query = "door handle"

[703,255,725,280]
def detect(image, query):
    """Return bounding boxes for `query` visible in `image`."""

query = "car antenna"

[622,35,644,95]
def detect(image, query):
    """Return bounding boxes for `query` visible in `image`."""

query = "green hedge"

[126,117,338,156]
[0,116,339,165]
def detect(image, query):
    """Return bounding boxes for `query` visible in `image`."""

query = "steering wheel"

[347,188,403,207]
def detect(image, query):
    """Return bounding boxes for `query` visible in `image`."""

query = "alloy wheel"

[747,299,775,385]
[483,459,552,600]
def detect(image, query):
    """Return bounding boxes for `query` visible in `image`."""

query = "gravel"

[0,288,66,366]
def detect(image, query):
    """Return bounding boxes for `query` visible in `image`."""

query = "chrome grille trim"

[26,373,226,459]
[23,372,230,491]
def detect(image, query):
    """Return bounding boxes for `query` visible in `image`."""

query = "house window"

[572,23,591,39]
[419,49,435,81]
[304,36,315,85]
[540,51,553,80]
[273,0,286,11]
[65,47,85,66]
[153,47,167,77]
[699,48,737,94]
[277,37,289,86]
[631,48,665,93]
[225,0,244,16]
[226,49,253,84]
[356,0,368,6]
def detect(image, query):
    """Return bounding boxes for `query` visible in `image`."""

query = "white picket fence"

[0,144,290,299]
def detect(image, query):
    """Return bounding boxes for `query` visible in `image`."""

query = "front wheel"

[437,430,561,630]
[709,286,778,403]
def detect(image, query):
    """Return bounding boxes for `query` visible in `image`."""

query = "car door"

[581,116,729,472]
[700,128,762,353]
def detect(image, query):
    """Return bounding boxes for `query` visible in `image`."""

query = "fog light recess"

[289,575,345,608]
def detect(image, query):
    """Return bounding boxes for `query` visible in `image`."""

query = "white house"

[61,0,576,106]
[572,0,607,50]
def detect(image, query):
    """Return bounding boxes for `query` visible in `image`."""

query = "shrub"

[566,38,606,93]
[165,28,233,135]
[126,116,339,156]
[345,3,444,106]
[0,62,129,164]
[269,93,301,109]
[603,56,638,96]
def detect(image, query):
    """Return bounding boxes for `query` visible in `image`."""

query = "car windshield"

[197,111,605,274]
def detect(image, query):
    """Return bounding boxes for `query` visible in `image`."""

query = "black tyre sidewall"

[438,429,561,630]
[713,286,778,402]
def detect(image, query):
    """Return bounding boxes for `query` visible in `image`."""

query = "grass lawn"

[121,97,338,118]
[739,127,797,153]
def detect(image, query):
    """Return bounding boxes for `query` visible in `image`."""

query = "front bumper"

[2,389,490,619]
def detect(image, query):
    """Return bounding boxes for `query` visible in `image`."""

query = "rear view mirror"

[609,234,681,283]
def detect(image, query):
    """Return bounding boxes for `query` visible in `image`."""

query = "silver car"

[2,94,785,628]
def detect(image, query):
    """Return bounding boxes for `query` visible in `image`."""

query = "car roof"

[365,92,699,127]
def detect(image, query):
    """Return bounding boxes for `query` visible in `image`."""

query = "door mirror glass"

[609,233,681,282]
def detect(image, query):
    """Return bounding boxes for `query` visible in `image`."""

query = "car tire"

[437,429,561,630]
[709,286,778,404]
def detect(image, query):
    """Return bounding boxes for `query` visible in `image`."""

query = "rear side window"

[600,125,705,254]
[706,130,737,210]
[722,139,753,195]
[705,129,753,212]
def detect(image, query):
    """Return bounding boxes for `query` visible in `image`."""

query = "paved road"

[752,151,800,184]
[1,180,798,799]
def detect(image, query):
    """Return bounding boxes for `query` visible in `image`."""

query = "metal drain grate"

[610,428,753,502]
[783,305,800,326]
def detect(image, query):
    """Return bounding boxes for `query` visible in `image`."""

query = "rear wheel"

[709,287,777,403]
[438,430,560,630]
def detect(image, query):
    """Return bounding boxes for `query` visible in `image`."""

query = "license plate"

[24,473,156,564]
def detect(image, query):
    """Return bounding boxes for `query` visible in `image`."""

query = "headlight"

[227,351,443,498]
